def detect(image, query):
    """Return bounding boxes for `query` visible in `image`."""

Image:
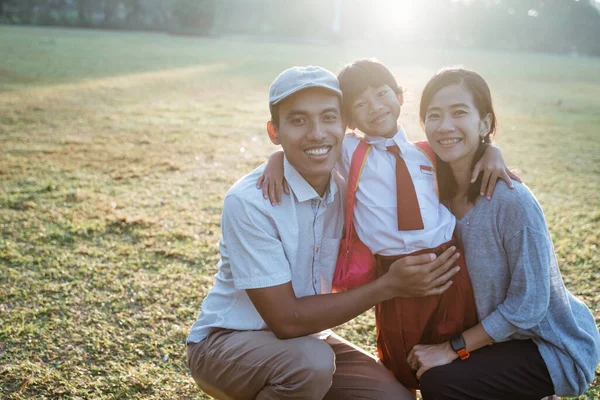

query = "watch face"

[450,335,466,352]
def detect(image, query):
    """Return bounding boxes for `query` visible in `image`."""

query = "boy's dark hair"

[419,66,498,204]
[337,59,403,126]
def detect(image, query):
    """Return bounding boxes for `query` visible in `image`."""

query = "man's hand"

[382,247,461,298]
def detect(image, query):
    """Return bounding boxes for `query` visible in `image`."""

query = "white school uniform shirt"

[339,128,455,256]
[187,157,344,343]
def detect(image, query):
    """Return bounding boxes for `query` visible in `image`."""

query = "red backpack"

[332,140,436,292]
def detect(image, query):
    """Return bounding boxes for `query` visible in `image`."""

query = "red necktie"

[386,145,424,231]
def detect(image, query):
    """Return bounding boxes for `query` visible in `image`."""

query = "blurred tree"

[170,0,215,35]
[76,0,91,25]
[1,0,599,55]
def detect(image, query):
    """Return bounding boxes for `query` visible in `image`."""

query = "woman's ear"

[267,121,280,145]
[480,113,492,137]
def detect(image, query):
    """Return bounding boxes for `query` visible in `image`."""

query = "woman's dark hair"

[337,59,403,127]
[419,67,498,204]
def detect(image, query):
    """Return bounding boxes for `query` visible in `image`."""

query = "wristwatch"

[450,334,470,360]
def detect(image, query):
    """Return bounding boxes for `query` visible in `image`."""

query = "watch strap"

[450,334,470,360]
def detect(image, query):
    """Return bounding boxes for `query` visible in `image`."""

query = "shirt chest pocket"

[412,171,440,226]
[317,237,342,292]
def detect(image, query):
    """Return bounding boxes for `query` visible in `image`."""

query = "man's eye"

[291,117,305,125]
[378,90,387,97]
[354,102,365,109]
[426,113,440,120]
[453,110,467,116]
[324,114,338,122]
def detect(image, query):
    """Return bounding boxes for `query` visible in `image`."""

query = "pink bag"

[332,140,437,292]
[332,140,375,292]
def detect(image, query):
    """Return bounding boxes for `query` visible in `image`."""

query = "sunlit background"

[1,1,599,399]
[1,0,600,55]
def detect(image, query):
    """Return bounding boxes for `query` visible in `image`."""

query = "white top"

[339,128,455,256]
[187,157,344,343]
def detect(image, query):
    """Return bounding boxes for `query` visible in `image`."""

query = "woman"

[409,67,600,399]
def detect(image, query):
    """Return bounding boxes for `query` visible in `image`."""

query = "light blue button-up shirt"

[187,157,345,343]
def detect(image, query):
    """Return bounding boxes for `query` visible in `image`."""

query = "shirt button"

[314,279,317,284]
[467,222,470,225]
[315,246,320,253]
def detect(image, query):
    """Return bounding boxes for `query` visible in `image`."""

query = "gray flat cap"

[269,66,342,105]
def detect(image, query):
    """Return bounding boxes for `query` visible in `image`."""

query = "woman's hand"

[256,150,288,205]
[472,146,522,200]
[407,341,458,379]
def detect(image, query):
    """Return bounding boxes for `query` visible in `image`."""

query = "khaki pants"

[187,328,414,400]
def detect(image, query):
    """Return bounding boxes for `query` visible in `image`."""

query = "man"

[187,66,461,399]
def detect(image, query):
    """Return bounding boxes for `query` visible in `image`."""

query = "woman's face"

[424,83,491,165]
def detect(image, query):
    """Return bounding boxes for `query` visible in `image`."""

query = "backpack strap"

[414,140,437,171]
[344,140,370,245]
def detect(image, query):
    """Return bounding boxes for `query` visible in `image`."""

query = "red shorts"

[375,238,478,389]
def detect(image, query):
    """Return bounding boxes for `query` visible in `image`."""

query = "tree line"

[1,0,599,56]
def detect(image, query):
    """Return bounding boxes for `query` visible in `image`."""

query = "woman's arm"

[408,186,554,378]
[407,323,494,378]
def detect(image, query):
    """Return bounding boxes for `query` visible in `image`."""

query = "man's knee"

[293,337,336,384]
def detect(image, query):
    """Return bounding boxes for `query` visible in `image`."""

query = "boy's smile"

[350,84,401,138]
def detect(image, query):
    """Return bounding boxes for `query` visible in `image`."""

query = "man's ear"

[267,121,280,145]
[397,91,404,106]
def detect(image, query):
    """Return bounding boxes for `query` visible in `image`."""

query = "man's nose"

[307,120,326,140]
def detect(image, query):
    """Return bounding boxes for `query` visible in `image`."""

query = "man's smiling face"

[271,87,344,195]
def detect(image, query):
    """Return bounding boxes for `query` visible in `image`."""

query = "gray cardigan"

[455,181,600,397]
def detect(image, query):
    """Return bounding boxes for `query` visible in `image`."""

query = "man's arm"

[247,248,461,339]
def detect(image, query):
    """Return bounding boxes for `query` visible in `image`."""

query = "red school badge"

[420,165,433,175]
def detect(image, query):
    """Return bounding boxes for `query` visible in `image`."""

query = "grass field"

[1,25,599,399]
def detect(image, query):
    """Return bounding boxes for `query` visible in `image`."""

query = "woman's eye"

[453,110,467,116]
[354,102,365,109]
[427,113,440,120]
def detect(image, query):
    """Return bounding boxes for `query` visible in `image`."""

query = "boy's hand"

[472,146,522,200]
[256,150,288,205]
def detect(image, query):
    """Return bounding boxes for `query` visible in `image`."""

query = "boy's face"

[349,84,401,138]
[270,88,344,194]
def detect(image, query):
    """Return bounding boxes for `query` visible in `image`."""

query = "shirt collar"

[283,156,338,205]
[364,126,410,154]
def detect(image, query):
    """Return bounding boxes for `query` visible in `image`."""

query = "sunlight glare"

[376,0,417,40]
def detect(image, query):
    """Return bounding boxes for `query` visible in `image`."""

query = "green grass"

[1,25,599,399]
